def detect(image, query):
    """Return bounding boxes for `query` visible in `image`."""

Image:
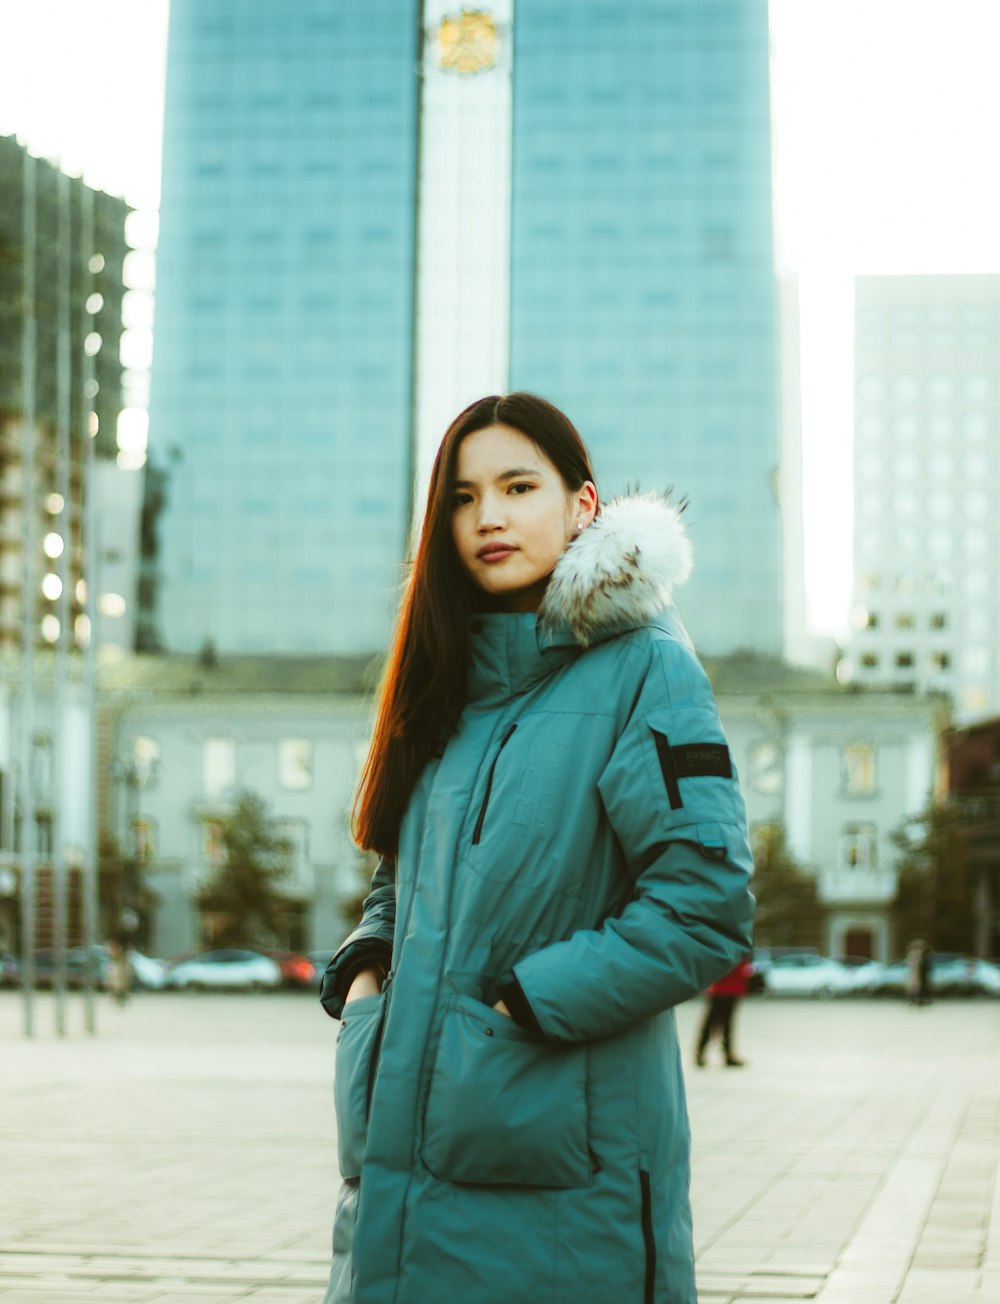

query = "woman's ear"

[574,481,598,531]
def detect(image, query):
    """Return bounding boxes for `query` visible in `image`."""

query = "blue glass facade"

[148,0,419,653]
[509,0,781,654]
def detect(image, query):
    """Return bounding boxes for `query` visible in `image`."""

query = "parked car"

[266,950,317,989]
[26,946,111,989]
[165,949,282,991]
[0,951,19,987]
[307,950,336,986]
[761,952,857,998]
[863,954,1000,998]
[931,956,1000,997]
[129,951,169,990]
[832,954,886,993]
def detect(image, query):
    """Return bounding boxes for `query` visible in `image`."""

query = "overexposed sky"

[2,1,999,638]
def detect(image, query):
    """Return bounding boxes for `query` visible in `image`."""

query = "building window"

[930,612,948,630]
[895,652,914,669]
[278,739,313,791]
[202,738,236,799]
[277,819,308,878]
[929,651,951,672]
[748,742,783,796]
[132,736,161,788]
[895,613,914,629]
[860,653,879,669]
[841,823,878,870]
[866,611,880,630]
[133,818,157,865]
[843,744,877,795]
[33,734,54,803]
[202,819,226,867]
[36,811,53,859]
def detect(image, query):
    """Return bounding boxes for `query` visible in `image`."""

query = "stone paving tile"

[4,992,1000,1301]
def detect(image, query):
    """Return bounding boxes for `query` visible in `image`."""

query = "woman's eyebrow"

[453,466,542,489]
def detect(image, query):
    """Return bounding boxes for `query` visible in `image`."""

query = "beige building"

[711,655,946,961]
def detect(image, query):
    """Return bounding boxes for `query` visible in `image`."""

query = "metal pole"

[52,167,73,1037]
[18,147,38,1038]
[80,184,99,1036]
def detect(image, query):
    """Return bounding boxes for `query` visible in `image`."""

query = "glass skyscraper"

[509,1,781,654]
[148,0,780,656]
[148,0,420,653]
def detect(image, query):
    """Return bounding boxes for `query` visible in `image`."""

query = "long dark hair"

[353,392,598,858]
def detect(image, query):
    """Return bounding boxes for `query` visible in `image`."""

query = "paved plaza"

[1,989,998,1303]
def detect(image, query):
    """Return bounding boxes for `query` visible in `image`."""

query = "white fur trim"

[539,492,693,646]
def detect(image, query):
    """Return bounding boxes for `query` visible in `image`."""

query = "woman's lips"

[477,544,517,563]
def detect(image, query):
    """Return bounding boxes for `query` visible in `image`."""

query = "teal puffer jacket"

[321,494,755,1304]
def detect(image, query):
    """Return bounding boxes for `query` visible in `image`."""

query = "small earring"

[576,522,584,531]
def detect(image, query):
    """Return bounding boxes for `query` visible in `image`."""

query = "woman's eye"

[509,482,534,495]
[453,493,473,508]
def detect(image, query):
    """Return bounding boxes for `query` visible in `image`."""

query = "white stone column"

[904,732,933,816]
[412,3,514,526]
[785,730,812,865]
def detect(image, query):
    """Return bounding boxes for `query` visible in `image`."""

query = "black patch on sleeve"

[651,729,732,810]
[672,743,733,780]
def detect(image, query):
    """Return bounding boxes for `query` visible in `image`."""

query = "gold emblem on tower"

[438,10,498,75]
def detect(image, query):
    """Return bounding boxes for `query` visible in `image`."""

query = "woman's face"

[451,424,597,612]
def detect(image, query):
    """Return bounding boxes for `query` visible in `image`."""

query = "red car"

[266,950,316,988]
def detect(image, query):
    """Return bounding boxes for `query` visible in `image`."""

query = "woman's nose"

[476,498,505,531]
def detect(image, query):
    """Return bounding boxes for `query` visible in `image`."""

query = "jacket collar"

[466,493,692,704]
[467,613,576,706]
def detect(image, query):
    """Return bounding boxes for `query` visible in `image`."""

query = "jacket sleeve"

[319,856,396,1020]
[510,636,755,1043]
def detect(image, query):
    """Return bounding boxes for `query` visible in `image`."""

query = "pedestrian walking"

[107,940,131,1006]
[319,393,755,1304]
[907,938,933,1006]
[694,956,753,1067]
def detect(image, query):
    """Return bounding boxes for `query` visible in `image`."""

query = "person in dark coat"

[320,394,755,1304]
[694,957,753,1067]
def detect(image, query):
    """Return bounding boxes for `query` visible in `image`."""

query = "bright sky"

[2,0,998,639]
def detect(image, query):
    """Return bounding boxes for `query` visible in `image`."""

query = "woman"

[320,393,754,1304]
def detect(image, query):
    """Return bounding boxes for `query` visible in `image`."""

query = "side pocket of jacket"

[421,994,593,1188]
[333,993,384,1180]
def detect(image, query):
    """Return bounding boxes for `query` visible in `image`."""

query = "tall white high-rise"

[847,274,1000,723]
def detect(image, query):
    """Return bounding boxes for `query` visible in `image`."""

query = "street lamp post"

[110,758,142,945]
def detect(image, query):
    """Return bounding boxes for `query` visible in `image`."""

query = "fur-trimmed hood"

[539,491,692,647]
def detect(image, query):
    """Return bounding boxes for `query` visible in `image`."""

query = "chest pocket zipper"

[471,723,517,845]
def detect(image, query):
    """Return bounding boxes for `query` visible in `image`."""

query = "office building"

[148,0,781,656]
[0,134,131,653]
[848,274,1000,723]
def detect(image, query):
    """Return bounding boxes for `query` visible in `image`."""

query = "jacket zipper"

[650,728,683,810]
[640,1170,656,1304]
[471,723,517,845]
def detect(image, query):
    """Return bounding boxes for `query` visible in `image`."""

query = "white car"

[762,953,857,998]
[129,951,169,990]
[165,949,282,991]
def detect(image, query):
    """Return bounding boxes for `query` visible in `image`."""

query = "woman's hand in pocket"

[344,966,383,1007]
[492,998,512,1018]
